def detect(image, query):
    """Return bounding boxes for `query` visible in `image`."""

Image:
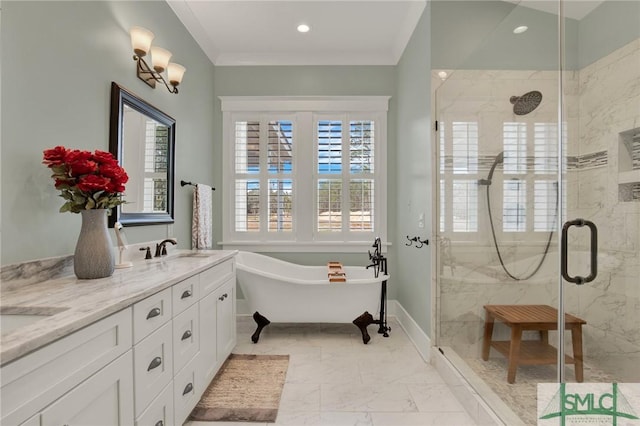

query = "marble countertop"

[0,250,237,366]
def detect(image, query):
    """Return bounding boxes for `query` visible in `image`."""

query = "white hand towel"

[191,184,213,249]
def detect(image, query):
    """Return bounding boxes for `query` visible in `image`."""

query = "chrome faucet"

[155,238,177,257]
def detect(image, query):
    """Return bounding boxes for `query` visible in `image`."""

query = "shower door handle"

[561,219,598,285]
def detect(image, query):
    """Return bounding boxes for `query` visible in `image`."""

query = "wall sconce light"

[130,26,186,94]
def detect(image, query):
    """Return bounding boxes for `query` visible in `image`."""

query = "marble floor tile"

[371,411,477,426]
[274,411,322,425]
[279,383,321,412]
[287,357,362,384]
[320,411,374,426]
[320,383,418,412]
[184,316,478,426]
[407,383,467,412]
[187,422,266,426]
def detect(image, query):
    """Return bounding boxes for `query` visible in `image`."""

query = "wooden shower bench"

[482,304,586,384]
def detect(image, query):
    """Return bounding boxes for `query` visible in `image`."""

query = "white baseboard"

[387,300,431,362]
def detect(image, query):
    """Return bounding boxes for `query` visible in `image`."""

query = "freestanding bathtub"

[235,251,390,344]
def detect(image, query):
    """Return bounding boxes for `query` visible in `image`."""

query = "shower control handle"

[561,219,598,285]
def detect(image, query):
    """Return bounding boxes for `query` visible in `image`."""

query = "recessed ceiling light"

[297,24,310,33]
[513,25,528,34]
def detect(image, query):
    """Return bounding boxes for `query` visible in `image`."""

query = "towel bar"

[180,180,215,190]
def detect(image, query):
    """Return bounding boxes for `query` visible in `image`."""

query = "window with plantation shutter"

[438,119,559,241]
[221,96,388,252]
[500,121,559,234]
[316,118,375,236]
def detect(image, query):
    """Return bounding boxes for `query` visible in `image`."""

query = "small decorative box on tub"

[327,261,346,282]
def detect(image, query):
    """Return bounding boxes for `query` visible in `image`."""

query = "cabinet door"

[41,351,134,426]
[198,289,218,387]
[215,279,235,362]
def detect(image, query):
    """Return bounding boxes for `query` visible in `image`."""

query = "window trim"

[220,96,389,252]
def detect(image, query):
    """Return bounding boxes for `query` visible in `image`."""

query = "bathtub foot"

[353,311,374,344]
[251,311,271,343]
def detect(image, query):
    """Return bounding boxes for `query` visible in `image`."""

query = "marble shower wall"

[433,39,640,380]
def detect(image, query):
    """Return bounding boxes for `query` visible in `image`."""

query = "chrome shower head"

[510,90,542,115]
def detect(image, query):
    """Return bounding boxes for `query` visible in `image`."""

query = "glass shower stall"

[432,1,640,424]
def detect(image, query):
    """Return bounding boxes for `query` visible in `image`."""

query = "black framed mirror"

[109,82,175,227]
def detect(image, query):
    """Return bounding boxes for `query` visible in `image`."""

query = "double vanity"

[0,250,237,426]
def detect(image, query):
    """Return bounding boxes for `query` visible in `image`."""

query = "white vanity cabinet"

[134,256,236,426]
[0,308,133,426]
[0,254,236,426]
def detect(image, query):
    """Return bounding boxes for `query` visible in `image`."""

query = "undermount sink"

[1,307,67,335]
[175,251,218,258]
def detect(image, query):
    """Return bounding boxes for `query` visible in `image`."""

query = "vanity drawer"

[133,322,173,417]
[135,380,174,426]
[172,303,200,374]
[173,355,200,426]
[172,275,199,315]
[133,288,172,344]
[200,259,234,296]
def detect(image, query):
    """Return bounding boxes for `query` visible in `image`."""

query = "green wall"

[1,1,215,265]
[431,0,638,71]
[578,1,640,68]
[395,6,432,335]
[431,0,577,70]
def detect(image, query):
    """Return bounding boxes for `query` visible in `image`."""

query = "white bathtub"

[235,251,390,343]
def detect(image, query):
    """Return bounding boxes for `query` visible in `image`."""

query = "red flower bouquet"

[43,146,128,213]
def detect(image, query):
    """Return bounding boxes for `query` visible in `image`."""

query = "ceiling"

[504,0,604,20]
[167,0,604,67]
[167,0,427,66]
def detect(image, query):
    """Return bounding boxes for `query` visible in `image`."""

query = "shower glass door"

[558,0,640,388]
[433,0,639,423]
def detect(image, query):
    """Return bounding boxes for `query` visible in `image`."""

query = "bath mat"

[189,354,289,423]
